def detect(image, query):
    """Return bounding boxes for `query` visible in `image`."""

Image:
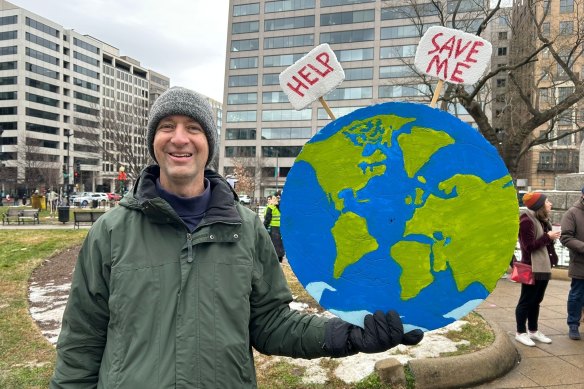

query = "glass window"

[0,76,16,85]
[230,57,258,69]
[321,29,374,44]
[73,37,99,54]
[26,62,59,79]
[233,3,259,17]
[264,15,314,31]
[560,0,574,13]
[447,0,483,13]
[381,24,437,39]
[73,78,99,92]
[379,65,416,78]
[226,128,256,140]
[325,86,372,100]
[0,45,16,55]
[228,92,257,104]
[0,91,16,100]
[559,21,574,35]
[382,3,439,20]
[26,77,59,93]
[26,47,59,65]
[26,122,59,135]
[26,92,59,107]
[497,47,507,56]
[542,22,550,37]
[0,15,17,26]
[335,48,373,62]
[26,107,58,121]
[380,45,417,59]
[262,91,289,103]
[263,73,280,85]
[496,78,506,87]
[320,10,375,26]
[0,30,16,41]
[379,84,430,98]
[321,0,374,7]
[74,64,99,79]
[261,127,311,139]
[74,51,100,67]
[0,106,17,115]
[26,32,58,51]
[558,86,574,101]
[232,21,260,34]
[228,74,258,87]
[261,146,303,157]
[263,53,304,67]
[265,0,315,13]
[498,31,508,40]
[344,67,373,80]
[74,104,100,116]
[225,146,256,157]
[226,110,257,122]
[262,109,312,121]
[318,106,361,119]
[264,34,313,49]
[231,38,259,52]
[26,17,59,37]
[74,91,100,104]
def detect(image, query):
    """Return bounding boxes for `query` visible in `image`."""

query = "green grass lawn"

[0,230,87,388]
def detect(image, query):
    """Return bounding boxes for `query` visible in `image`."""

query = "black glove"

[323,310,424,357]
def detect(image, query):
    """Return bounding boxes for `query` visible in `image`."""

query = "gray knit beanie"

[147,86,217,167]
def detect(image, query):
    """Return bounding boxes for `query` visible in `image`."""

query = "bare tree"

[19,140,60,193]
[381,0,584,176]
[229,156,262,199]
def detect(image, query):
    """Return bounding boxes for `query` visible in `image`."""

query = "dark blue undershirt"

[156,178,211,232]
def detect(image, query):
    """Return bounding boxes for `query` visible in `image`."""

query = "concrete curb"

[375,321,519,388]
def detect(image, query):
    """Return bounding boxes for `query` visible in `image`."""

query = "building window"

[382,4,439,20]
[320,29,375,44]
[265,0,315,13]
[231,38,259,52]
[380,45,417,59]
[325,86,372,100]
[232,20,259,34]
[496,78,506,88]
[226,128,256,140]
[229,57,258,70]
[560,0,574,13]
[379,65,416,79]
[379,84,429,98]
[262,73,280,85]
[264,15,314,31]
[233,3,260,17]
[262,146,303,158]
[320,10,375,26]
[321,0,374,6]
[261,127,311,139]
[497,47,507,56]
[264,34,314,49]
[262,109,311,121]
[498,31,508,40]
[559,21,574,35]
[335,47,373,61]
[226,111,257,122]
[263,53,304,67]
[344,67,373,81]
[228,74,258,87]
[228,92,257,105]
[262,91,289,103]
[225,146,256,158]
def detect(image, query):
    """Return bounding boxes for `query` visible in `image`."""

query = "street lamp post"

[64,129,71,203]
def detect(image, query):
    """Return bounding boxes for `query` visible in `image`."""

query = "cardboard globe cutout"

[278,35,518,332]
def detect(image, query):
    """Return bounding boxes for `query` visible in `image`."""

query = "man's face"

[153,115,209,196]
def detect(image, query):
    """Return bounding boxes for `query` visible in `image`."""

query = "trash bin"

[91,199,98,208]
[58,206,70,223]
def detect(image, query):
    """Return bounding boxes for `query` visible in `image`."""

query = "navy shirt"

[156,178,211,232]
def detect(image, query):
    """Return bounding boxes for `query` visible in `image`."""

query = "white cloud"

[8,0,229,101]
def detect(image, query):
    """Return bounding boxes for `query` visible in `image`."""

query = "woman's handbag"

[511,262,535,285]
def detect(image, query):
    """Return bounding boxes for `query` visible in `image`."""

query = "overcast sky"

[9,0,230,101]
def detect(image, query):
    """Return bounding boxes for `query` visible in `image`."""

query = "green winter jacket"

[51,167,329,388]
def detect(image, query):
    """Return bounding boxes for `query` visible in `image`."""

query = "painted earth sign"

[280,102,518,331]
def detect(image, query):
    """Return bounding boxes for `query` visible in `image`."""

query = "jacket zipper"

[186,233,193,263]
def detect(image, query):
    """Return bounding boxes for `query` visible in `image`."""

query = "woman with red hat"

[514,192,560,347]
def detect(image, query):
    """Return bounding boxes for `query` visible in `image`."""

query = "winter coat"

[518,210,557,280]
[560,198,584,279]
[51,166,329,389]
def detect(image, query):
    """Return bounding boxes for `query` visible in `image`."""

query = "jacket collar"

[121,165,241,225]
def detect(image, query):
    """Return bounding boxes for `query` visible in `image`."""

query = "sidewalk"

[472,271,584,388]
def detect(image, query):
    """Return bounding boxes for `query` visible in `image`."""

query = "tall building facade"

[0,0,170,198]
[220,0,510,201]
[510,0,584,191]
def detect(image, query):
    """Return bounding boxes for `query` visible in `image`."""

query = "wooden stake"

[430,80,444,108]
[319,97,336,120]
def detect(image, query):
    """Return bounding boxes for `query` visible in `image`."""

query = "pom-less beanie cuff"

[147,87,217,167]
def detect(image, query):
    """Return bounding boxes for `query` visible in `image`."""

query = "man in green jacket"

[51,87,423,388]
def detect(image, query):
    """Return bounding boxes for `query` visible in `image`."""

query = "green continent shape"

[390,241,434,299]
[393,174,518,299]
[297,114,414,212]
[332,212,379,278]
[398,127,455,178]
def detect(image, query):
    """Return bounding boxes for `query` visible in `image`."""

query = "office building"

[0,0,170,198]
[220,0,510,200]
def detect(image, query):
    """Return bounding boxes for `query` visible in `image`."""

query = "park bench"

[2,208,22,225]
[73,210,105,229]
[18,209,40,224]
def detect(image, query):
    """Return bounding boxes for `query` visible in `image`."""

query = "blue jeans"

[567,278,584,327]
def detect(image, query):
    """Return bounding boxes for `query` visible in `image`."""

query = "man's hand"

[324,310,424,357]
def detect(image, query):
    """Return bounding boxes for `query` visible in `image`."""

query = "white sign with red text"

[279,43,345,110]
[415,26,492,85]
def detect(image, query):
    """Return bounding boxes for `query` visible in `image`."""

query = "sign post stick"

[319,97,336,120]
[430,80,443,108]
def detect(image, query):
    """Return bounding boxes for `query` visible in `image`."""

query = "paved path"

[474,275,584,388]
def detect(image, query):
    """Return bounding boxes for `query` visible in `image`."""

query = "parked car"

[107,192,121,201]
[69,192,92,203]
[238,194,251,204]
[73,192,108,207]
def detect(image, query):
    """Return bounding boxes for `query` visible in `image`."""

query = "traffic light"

[62,164,67,177]
[76,161,81,172]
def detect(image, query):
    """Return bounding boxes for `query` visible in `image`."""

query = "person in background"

[264,192,285,263]
[50,87,423,388]
[515,192,559,347]
[559,186,584,340]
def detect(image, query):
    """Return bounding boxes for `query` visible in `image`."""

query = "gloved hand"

[323,310,424,357]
